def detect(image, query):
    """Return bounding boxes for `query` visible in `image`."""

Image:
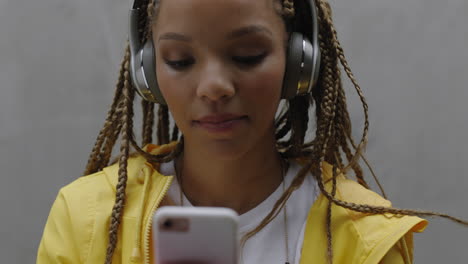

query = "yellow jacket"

[37,143,427,264]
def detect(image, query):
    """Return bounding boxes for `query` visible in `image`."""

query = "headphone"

[129,0,321,105]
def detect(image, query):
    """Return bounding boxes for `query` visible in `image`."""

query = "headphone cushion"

[142,39,166,104]
[282,32,305,99]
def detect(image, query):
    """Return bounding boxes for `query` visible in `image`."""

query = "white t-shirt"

[160,160,319,264]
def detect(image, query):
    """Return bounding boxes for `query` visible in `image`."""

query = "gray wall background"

[1,0,467,263]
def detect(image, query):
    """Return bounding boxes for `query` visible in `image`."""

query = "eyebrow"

[158,25,273,43]
[158,32,192,43]
[227,25,273,39]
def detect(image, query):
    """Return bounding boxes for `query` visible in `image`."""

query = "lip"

[193,114,248,133]
[195,113,246,123]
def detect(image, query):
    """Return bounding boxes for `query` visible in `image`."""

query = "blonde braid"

[95,57,130,171]
[282,0,295,18]
[334,83,369,187]
[315,165,468,225]
[98,112,124,171]
[97,85,128,171]
[317,40,340,264]
[326,166,338,264]
[104,49,136,263]
[84,47,129,175]
[308,2,347,261]
[316,0,369,172]
[142,100,155,145]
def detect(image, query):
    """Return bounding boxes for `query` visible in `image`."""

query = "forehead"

[153,0,283,36]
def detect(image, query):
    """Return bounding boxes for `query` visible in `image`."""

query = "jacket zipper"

[143,176,173,264]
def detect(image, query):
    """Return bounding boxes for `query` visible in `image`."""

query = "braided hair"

[81,1,468,263]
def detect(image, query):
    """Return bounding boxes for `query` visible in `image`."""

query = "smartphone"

[152,206,239,264]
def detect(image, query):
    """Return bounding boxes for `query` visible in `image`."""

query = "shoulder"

[58,153,155,213]
[57,143,177,212]
[300,162,428,264]
[38,170,111,263]
[39,152,167,262]
[330,168,428,236]
[59,170,110,201]
[333,174,428,247]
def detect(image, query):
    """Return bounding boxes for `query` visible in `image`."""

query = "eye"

[164,58,195,71]
[233,52,267,66]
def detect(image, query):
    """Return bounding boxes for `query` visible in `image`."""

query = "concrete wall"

[1,0,466,262]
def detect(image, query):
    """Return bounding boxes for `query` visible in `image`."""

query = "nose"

[196,61,235,102]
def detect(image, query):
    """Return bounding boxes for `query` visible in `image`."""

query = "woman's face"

[152,0,287,159]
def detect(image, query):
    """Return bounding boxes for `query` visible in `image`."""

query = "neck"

[177,134,284,215]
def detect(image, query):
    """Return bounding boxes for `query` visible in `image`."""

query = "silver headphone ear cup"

[129,7,166,104]
[141,39,166,104]
[297,36,314,95]
[282,32,305,99]
[129,8,161,104]
[280,0,321,100]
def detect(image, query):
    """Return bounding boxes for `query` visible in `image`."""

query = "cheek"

[156,66,191,128]
[240,58,286,118]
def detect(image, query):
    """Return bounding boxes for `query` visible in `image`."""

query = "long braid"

[130,135,182,163]
[316,0,370,172]
[315,164,468,225]
[98,111,124,171]
[332,83,346,171]
[344,127,388,197]
[318,44,340,264]
[97,89,129,171]
[84,47,129,175]
[308,2,343,261]
[334,79,369,187]
[282,0,295,17]
[141,0,159,149]
[97,49,133,172]
[142,100,155,145]
[104,54,136,264]
[326,166,338,264]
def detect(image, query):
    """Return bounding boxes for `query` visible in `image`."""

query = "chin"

[202,138,252,160]
[185,133,254,161]
[183,122,276,161]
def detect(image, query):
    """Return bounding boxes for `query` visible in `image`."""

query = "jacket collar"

[102,142,179,191]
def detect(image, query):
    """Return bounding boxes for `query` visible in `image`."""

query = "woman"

[37,0,467,263]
